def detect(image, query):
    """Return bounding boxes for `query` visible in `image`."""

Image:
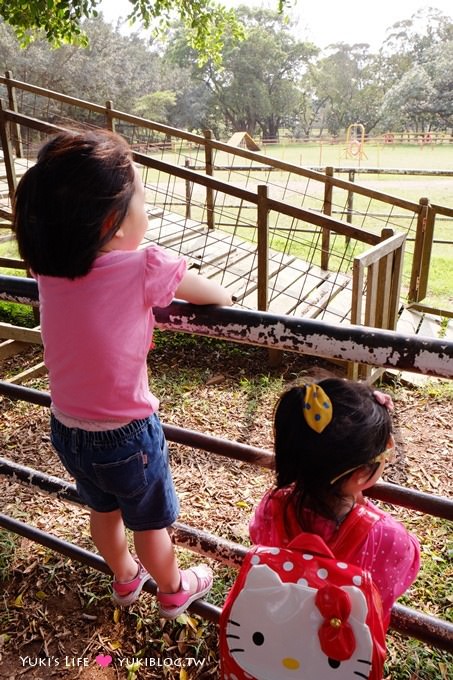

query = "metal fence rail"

[1,457,452,651]
[1,275,453,378]
[0,275,452,653]
[1,383,452,522]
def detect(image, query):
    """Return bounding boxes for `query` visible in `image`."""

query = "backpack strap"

[329,504,381,561]
[287,532,335,558]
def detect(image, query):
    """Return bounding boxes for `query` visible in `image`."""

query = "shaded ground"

[0,337,452,679]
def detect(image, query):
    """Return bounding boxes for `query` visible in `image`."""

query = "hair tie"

[302,384,333,433]
[373,390,394,412]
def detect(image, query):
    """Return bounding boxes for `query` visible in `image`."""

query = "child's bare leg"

[135,528,213,617]
[90,508,137,582]
[133,528,181,593]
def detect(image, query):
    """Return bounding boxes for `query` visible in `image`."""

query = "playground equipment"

[345,122,368,161]
[227,131,261,151]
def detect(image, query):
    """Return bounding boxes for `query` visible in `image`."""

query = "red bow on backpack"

[316,585,356,661]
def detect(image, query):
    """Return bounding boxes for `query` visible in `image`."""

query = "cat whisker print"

[219,379,420,680]
[222,563,373,679]
[354,658,374,679]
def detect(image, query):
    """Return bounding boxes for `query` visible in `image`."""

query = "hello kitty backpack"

[219,505,387,680]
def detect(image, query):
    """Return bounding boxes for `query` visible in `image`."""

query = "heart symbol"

[95,654,113,668]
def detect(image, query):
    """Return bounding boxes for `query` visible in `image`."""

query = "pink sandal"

[157,565,213,619]
[112,560,150,607]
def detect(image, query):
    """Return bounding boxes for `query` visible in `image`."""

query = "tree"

[0,0,286,65]
[286,69,330,139]
[380,65,435,132]
[132,91,176,123]
[427,41,453,128]
[2,3,451,136]
[311,43,385,135]
[0,16,174,113]
[381,8,453,85]
[165,81,214,133]
[378,9,453,131]
[380,42,453,132]
[167,7,317,138]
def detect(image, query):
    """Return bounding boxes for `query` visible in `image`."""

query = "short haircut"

[13,128,135,278]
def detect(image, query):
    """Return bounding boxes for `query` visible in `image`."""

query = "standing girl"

[249,378,420,628]
[13,128,232,617]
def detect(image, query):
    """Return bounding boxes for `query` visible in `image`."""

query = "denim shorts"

[50,413,179,531]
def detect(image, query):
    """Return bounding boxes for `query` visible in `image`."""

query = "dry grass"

[0,333,452,679]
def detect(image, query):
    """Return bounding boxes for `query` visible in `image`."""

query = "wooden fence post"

[350,251,364,382]
[257,184,281,365]
[409,198,431,303]
[185,158,192,219]
[257,185,269,312]
[105,100,115,132]
[345,168,355,247]
[417,203,435,303]
[376,227,394,329]
[387,235,405,331]
[4,71,23,158]
[203,129,215,231]
[322,166,333,270]
[0,100,18,198]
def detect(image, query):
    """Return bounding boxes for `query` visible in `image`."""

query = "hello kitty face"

[225,564,373,680]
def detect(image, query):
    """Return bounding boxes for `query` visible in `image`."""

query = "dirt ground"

[0,339,452,679]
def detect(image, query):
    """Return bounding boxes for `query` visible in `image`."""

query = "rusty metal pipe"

[0,510,452,650]
[0,513,218,622]
[1,386,452,521]
[1,275,452,378]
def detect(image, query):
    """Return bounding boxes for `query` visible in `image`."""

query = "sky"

[100,0,453,49]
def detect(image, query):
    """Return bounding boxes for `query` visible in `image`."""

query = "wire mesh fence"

[1,73,451,323]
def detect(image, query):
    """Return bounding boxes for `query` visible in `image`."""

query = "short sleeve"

[249,489,305,547]
[143,245,187,308]
[353,509,421,622]
[249,491,275,545]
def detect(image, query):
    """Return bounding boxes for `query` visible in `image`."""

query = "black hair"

[273,378,392,526]
[13,128,135,279]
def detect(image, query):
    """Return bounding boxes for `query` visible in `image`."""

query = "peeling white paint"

[2,284,452,379]
[413,349,453,378]
[303,333,402,366]
[157,317,452,379]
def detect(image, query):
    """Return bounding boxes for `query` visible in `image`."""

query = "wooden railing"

[0,104,406,351]
[1,71,447,312]
[351,229,406,380]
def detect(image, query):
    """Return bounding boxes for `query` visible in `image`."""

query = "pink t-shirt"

[249,487,420,627]
[37,246,186,421]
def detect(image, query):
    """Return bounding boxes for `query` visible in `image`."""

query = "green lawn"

[2,142,453,311]
[258,141,453,171]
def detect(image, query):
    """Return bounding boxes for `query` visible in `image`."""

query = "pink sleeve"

[355,511,421,620]
[143,245,187,308]
[249,490,294,547]
[249,491,277,545]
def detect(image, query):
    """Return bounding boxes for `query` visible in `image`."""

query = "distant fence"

[261,132,453,146]
[0,96,411,370]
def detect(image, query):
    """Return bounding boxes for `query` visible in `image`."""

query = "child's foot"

[112,560,150,606]
[157,565,213,619]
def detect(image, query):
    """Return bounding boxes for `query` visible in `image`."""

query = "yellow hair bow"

[302,384,333,433]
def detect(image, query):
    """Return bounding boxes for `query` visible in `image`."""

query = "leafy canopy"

[0,0,292,64]
[0,0,97,46]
